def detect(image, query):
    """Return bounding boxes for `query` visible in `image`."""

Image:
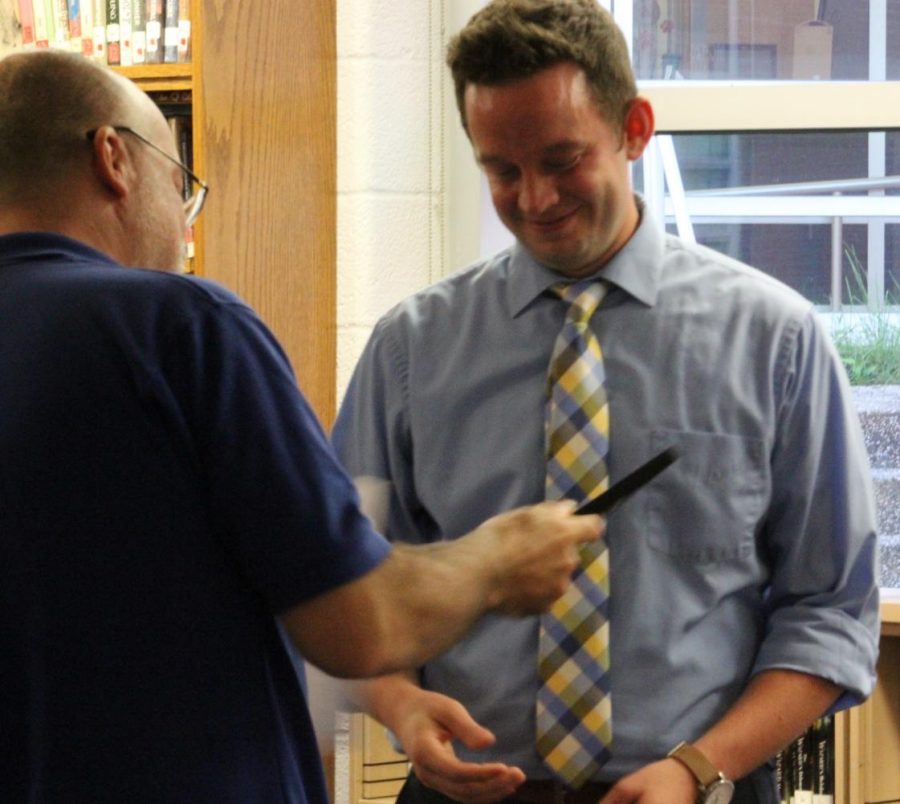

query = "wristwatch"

[667,741,735,804]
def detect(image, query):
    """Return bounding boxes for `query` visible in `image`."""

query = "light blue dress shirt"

[332,205,880,781]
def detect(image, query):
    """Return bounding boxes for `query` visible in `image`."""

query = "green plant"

[830,245,900,385]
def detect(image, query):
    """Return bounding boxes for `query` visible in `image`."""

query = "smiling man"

[333,2,880,803]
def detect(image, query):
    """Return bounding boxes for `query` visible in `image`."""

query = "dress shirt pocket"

[644,429,767,563]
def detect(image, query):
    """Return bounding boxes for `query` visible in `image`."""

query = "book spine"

[104,0,119,65]
[117,0,131,65]
[176,0,189,62]
[162,0,177,63]
[130,0,145,63]
[144,0,163,63]
[50,0,69,49]
[812,716,834,804]
[66,0,81,52]
[17,0,37,48]
[79,0,93,56]
[32,0,50,47]
[91,0,105,61]
[796,727,813,804]
[775,749,786,804]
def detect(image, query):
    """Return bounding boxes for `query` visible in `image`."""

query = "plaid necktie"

[536,280,612,789]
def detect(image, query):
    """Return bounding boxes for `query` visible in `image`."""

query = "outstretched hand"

[392,686,526,803]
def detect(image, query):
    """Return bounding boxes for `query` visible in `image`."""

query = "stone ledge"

[853,386,900,469]
[851,387,900,587]
[880,536,900,588]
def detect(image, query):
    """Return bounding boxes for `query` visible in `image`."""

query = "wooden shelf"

[108,0,337,424]
[114,63,194,92]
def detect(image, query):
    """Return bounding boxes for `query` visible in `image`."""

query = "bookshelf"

[1,0,336,424]
[134,0,337,423]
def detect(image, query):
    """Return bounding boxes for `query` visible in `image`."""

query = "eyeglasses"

[85,125,209,227]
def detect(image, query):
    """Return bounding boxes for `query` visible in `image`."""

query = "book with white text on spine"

[162,0,177,62]
[129,0,145,63]
[104,0,119,65]
[117,0,131,65]
[90,0,105,61]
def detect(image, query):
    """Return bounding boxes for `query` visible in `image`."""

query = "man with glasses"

[85,126,209,228]
[0,50,603,803]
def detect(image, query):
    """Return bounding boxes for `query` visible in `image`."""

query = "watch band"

[667,741,722,788]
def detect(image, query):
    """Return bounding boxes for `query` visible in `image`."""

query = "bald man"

[0,50,601,803]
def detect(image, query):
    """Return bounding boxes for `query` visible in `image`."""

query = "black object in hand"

[576,447,679,516]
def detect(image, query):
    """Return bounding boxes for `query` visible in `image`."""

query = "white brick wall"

[336,0,447,401]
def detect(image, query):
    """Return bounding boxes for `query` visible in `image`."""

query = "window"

[626,0,900,311]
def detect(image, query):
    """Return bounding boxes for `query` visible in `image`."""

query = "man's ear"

[89,126,132,200]
[622,97,655,161]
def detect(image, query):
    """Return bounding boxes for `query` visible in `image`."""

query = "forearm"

[694,669,842,781]
[338,541,498,676]
[348,671,422,731]
[282,501,597,678]
[281,544,495,678]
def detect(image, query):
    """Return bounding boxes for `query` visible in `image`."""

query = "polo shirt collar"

[0,232,119,268]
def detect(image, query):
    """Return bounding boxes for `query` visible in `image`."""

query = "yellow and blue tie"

[537,280,612,789]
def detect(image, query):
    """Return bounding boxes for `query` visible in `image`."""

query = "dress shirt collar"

[507,196,665,318]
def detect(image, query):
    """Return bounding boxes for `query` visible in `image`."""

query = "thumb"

[437,698,497,751]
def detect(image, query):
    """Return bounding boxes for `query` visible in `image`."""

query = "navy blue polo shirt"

[0,233,390,803]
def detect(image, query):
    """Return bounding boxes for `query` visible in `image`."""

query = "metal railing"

[646,133,900,311]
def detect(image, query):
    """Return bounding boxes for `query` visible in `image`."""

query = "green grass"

[830,245,900,385]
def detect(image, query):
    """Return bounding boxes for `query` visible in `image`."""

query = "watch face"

[703,780,735,804]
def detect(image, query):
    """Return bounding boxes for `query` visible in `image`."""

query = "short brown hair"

[447,0,637,132]
[0,50,127,202]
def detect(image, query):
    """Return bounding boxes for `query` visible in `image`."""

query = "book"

[162,0,177,63]
[144,0,163,63]
[117,0,131,65]
[775,749,787,804]
[176,0,189,62]
[129,0,144,63]
[32,0,50,47]
[165,111,195,272]
[812,717,834,804]
[90,0,105,61]
[49,0,69,49]
[104,0,119,65]
[18,0,36,50]
[78,0,93,56]
[16,0,36,48]
[794,729,814,804]
[66,0,82,53]
[776,719,836,804]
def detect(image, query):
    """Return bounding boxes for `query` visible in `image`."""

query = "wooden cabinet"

[125,0,337,423]
[348,713,409,804]
[837,590,900,804]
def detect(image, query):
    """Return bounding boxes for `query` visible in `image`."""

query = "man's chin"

[523,243,593,278]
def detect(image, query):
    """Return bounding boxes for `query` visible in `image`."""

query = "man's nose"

[518,172,559,216]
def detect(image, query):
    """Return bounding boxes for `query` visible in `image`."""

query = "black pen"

[576,447,679,516]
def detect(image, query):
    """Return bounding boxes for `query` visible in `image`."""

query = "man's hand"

[466,501,604,616]
[598,758,697,804]
[388,685,526,803]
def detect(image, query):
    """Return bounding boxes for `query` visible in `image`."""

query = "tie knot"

[554,280,606,323]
